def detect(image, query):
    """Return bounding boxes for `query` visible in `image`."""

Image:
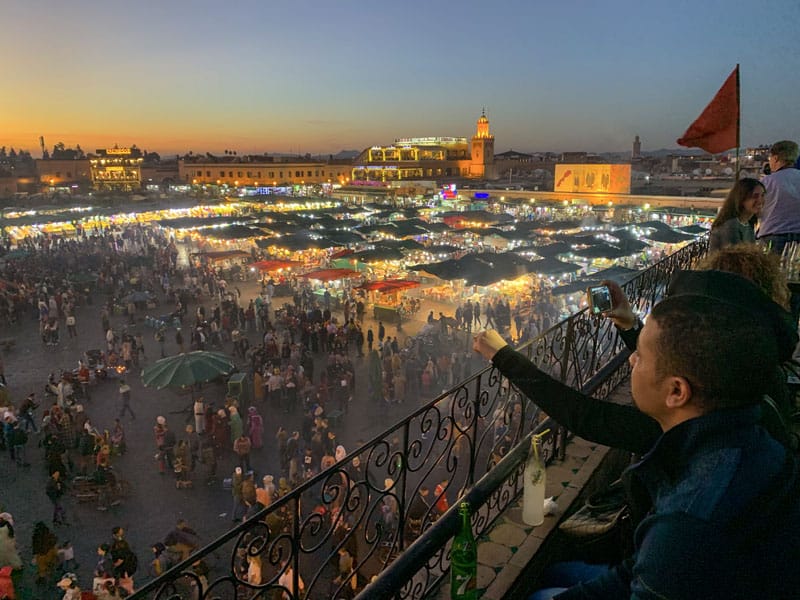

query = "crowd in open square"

[0,204,570,599]
[0,184,723,599]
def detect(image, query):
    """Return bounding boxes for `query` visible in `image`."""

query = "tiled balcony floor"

[434,379,632,599]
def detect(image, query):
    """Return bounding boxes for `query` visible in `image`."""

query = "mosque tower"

[632,135,642,160]
[470,108,495,178]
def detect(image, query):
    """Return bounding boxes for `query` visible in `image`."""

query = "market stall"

[357,279,421,323]
[299,268,363,309]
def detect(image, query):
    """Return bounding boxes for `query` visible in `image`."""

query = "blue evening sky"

[2,0,798,155]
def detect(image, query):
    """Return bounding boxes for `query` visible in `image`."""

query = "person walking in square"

[19,392,39,433]
[11,421,29,467]
[234,433,252,473]
[46,470,67,526]
[175,328,184,354]
[247,406,264,449]
[118,379,135,420]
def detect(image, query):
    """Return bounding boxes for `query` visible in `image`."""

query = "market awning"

[439,210,514,225]
[256,235,341,251]
[528,257,582,275]
[532,219,584,231]
[352,247,406,262]
[299,268,362,282]
[417,222,451,233]
[250,259,303,272]
[200,225,265,240]
[357,279,420,293]
[409,252,538,287]
[641,229,696,244]
[523,242,572,257]
[320,230,365,245]
[677,224,709,235]
[377,239,425,251]
[330,249,355,259]
[550,266,639,297]
[571,244,634,259]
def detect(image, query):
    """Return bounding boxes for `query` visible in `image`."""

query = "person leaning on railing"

[473,271,800,599]
[708,178,764,252]
[757,140,800,322]
[608,248,798,448]
[757,140,800,254]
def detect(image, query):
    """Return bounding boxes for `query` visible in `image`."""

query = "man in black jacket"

[110,526,138,581]
[473,272,800,599]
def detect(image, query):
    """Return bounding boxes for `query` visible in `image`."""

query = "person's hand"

[473,330,508,361]
[601,280,637,330]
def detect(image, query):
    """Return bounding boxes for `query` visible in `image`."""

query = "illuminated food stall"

[298,268,362,309]
[356,278,421,323]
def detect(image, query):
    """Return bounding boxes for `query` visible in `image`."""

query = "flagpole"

[735,64,741,180]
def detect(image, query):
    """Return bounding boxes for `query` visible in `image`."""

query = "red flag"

[677,66,739,154]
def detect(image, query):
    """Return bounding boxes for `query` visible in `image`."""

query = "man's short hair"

[651,295,778,412]
[770,140,799,164]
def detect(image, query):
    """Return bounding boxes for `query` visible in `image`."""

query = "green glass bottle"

[451,501,477,600]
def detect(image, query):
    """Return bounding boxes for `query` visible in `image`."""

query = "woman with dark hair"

[709,177,765,251]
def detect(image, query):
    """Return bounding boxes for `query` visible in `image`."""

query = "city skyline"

[3,0,800,157]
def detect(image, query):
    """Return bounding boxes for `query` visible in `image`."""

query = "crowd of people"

[1,139,798,599]
[0,217,495,598]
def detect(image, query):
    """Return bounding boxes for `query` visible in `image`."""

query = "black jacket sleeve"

[617,321,642,353]
[492,346,661,455]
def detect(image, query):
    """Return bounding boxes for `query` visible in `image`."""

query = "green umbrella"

[141,351,236,389]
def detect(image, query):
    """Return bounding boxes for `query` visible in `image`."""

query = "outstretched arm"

[473,331,660,454]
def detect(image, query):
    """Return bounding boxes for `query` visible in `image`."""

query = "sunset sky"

[3,0,799,157]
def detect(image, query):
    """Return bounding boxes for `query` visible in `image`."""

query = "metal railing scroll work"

[132,236,708,600]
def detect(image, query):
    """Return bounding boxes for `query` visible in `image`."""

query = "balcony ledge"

[434,381,634,600]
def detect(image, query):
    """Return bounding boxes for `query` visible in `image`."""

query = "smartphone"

[588,285,614,315]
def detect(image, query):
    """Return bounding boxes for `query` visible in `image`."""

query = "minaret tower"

[470,108,495,178]
[632,135,642,159]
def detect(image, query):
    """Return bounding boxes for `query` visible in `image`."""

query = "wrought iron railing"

[132,236,708,600]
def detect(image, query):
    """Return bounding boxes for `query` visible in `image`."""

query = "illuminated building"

[90,147,143,191]
[470,109,495,178]
[554,164,632,194]
[350,110,497,183]
[178,155,351,190]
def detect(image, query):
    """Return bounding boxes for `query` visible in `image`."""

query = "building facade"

[178,155,351,188]
[35,158,92,189]
[350,111,497,183]
[90,148,143,191]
